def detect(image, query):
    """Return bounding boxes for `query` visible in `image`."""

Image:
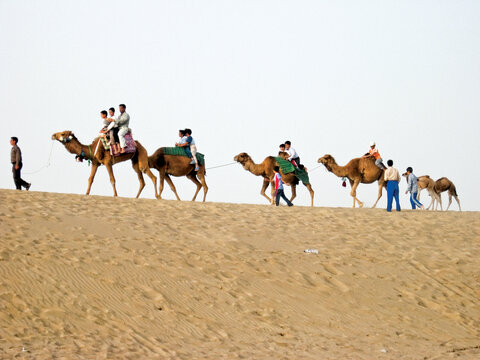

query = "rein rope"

[23,141,55,175]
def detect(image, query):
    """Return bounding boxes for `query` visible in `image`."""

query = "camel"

[318,154,385,208]
[52,131,158,198]
[401,173,440,210]
[434,177,461,211]
[148,147,208,202]
[233,152,314,206]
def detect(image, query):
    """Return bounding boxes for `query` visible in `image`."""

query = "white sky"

[1,0,479,210]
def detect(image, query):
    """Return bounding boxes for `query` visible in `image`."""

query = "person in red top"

[363,141,386,170]
[274,166,293,207]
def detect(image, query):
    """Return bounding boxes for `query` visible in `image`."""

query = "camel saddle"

[275,157,310,185]
[100,132,136,156]
[163,147,205,165]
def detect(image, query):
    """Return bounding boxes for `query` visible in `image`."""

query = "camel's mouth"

[51,134,58,140]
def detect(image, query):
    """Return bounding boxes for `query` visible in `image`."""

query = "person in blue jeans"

[274,166,293,207]
[404,167,424,210]
[384,159,401,212]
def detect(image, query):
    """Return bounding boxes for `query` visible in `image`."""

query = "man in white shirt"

[116,104,130,153]
[384,159,401,212]
[284,141,301,168]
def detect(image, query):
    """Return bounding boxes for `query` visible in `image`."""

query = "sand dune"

[0,189,479,359]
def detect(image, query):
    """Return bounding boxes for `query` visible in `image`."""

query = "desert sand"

[0,189,479,359]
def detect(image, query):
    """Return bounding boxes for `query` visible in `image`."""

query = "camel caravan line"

[52,131,460,211]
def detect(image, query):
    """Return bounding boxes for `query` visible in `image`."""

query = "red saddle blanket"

[112,132,136,156]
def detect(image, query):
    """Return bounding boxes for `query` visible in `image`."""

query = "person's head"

[406,166,413,174]
[274,166,280,173]
[370,140,376,149]
[108,107,115,116]
[10,137,18,146]
[279,143,285,151]
[119,104,126,113]
[284,141,291,149]
[100,110,108,119]
[387,159,393,167]
[178,129,185,137]
[184,128,192,135]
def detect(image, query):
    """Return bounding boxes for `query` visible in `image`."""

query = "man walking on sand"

[405,167,424,210]
[384,159,400,212]
[10,137,31,191]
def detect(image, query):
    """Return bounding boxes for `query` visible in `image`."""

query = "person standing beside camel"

[10,137,31,191]
[116,104,130,153]
[363,141,386,170]
[274,166,293,207]
[384,159,401,212]
[405,167,424,210]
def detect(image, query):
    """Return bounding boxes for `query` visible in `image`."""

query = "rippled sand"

[0,190,479,359]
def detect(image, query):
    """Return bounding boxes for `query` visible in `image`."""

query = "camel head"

[52,131,76,144]
[278,151,289,160]
[233,152,252,165]
[318,154,336,172]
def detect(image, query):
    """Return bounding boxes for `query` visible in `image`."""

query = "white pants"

[190,144,198,164]
[118,127,129,148]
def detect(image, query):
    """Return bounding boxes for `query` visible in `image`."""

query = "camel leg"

[196,170,209,202]
[144,168,158,199]
[454,196,461,211]
[350,180,363,208]
[270,180,276,205]
[305,183,314,207]
[436,194,443,211]
[132,161,146,199]
[372,181,384,208]
[186,173,202,201]
[86,163,99,195]
[260,179,271,204]
[289,184,297,203]
[104,163,118,197]
[164,174,181,200]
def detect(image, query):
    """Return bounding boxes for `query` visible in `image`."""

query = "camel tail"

[451,183,458,197]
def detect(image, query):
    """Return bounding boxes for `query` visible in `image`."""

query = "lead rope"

[23,141,55,175]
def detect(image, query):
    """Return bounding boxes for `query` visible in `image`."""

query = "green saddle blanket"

[163,147,205,165]
[275,157,310,185]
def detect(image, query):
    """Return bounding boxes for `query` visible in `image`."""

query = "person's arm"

[384,169,389,182]
[176,142,188,147]
[15,147,21,166]
[116,113,128,127]
[406,175,412,193]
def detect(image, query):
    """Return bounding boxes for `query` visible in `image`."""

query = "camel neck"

[64,139,96,160]
[244,160,265,176]
[328,162,348,177]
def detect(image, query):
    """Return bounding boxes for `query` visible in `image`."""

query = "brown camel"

[318,154,385,208]
[52,131,158,198]
[148,147,208,202]
[233,152,314,206]
[401,173,441,210]
[434,177,461,211]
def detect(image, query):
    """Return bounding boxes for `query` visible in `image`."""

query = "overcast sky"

[1,0,479,210]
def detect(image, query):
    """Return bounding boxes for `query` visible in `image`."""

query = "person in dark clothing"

[10,137,31,191]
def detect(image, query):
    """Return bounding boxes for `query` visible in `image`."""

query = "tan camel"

[233,152,314,206]
[148,147,208,202]
[401,173,440,210]
[434,177,461,211]
[52,131,158,198]
[318,154,385,208]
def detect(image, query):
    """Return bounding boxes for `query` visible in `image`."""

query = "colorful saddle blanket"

[163,147,205,165]
[275,157,310,185]
[101,132,136,156]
